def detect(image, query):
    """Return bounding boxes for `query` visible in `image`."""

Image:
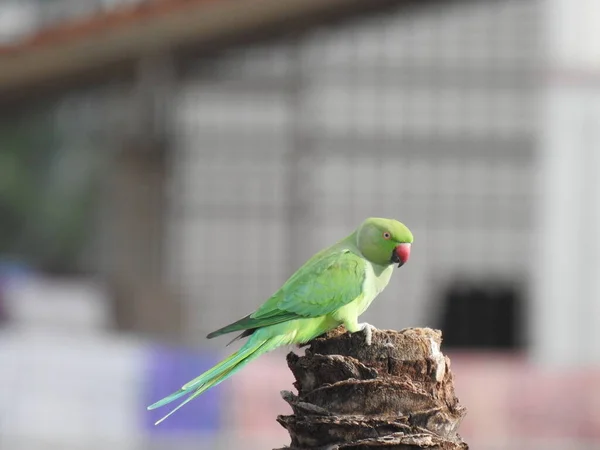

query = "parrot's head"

[356,217,413,268]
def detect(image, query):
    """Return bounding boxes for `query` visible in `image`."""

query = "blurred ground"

[1,0,600,449]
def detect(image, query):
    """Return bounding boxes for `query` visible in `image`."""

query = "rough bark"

[275,326,468,450]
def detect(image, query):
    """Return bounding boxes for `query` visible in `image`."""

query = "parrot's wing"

[269,249,366,317]
[205,310,300,339]
[206,249,366,339]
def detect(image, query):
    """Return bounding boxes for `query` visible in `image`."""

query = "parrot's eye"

[382,231,391,240]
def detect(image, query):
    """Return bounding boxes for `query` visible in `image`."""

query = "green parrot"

[148,217,413,424]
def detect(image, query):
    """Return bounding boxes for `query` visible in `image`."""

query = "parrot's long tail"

[147,332,286,425]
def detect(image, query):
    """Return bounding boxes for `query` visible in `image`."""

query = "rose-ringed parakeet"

[148,217,413,424]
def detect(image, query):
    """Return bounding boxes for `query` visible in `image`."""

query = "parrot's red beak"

[393,243,411,268]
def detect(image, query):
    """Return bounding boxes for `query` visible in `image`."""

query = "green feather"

[181,341,264,391]
[146,388,189,411]
[206,310,299,339]
[148,333,287,425]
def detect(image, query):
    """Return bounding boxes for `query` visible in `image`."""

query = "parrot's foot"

[357,322,377,346]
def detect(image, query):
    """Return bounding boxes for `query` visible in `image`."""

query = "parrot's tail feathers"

[153,391,199,426]
[147,346,256,414]
[153,364,236,425]
[151,335,288,425]
[181,341,265,391]
[225,329,255,347]
[206,314,253,339]
[147,389,188,411]
[206,311,298,339]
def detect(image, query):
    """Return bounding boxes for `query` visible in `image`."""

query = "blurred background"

[0,0,599,449]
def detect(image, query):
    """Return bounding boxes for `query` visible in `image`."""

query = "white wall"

[532,0,600,367]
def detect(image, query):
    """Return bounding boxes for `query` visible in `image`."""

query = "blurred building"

[0,0,540,345]
[1,0,600,449]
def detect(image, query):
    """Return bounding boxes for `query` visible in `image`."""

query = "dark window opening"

[434,277,526,350]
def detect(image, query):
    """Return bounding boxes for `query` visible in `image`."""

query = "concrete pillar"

[107,55,183,340]
[532,0,600,367]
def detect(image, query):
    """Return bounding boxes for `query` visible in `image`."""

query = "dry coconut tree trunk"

[275,327,468,450]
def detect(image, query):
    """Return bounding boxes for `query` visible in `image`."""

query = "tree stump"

[275,326,468,450]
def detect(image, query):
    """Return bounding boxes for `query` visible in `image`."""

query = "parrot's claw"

[357,322,377,346]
